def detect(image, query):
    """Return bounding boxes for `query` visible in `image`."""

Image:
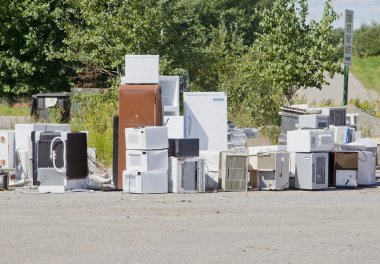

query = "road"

[1,177,380,264]
[296,72,380,104]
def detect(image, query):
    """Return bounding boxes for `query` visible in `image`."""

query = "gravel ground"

[1,173,380,264]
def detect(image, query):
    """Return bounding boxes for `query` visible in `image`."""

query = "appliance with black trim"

[34,131,88,193]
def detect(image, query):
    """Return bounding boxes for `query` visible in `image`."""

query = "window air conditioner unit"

[329,125,355,144]
[169,157,205,193]
[126,149,168,171]
[257,152,290,190]
[320,107,347,126]
[297,114,329,129]
[123,170,168,194]
[295,153,329,190]
[0,130,15,169]
[336,170,358,188]
[220,152,248,191]
[125,127,168,150]
[358,151,376,185]
[34,131,88,193]
[287,130,334,152]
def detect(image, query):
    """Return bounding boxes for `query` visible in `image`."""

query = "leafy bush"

[70,86,118,166]
[349,98,379,116]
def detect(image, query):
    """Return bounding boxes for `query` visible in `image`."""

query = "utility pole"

[343,9,354,105]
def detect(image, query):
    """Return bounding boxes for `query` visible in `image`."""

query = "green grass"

[351,55,380,93]
[0,103,30,116]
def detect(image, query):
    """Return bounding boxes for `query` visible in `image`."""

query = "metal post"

[343,65,349,105]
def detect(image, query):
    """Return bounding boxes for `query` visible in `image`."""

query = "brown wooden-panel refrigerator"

[115,84,163,190]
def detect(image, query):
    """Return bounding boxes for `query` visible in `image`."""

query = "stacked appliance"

[220,152,249,191]
[169,138,205,193]
[116,55,163,190]
[0,130,15,170]
[161,76,184,139]
[287,116,334,190]
[123,127,168,194]
[332,151,359,188]
[33,131,88,193]
[316,107,354,145]
[278,105,321,144]
[15,123,71,184]
[257,151,290,190]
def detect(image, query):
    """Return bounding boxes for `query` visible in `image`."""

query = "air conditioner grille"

[225,179,246,191]
[316,157,325,184]
[257,154,276,171]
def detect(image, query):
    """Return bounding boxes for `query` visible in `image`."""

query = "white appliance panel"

[123,170,168,194]
[0,130,15,169]
[124,55,159,84]
[287,130,334,152]
[126,149,168,171]
[295,153,329,190]
[184,92,227,151]
[358,151,376,185]
[164,116,184,139]
[125,126,168,150]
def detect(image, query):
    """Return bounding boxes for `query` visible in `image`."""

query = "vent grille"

[311,136,316,149]
[330,109,346,126]
[257,154,276,171]
[315,157,325,184]
[320,135,332,145]
[225,179,246,191]
[128,154,142,167]
[224,155,247,191]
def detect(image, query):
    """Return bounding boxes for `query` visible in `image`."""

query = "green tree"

[249,0,342,103]
[0,0,72,98]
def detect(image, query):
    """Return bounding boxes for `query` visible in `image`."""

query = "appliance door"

[358,151,375,185]
[336,170,357,187]
[117,84,163,190]
[184,92,227,151]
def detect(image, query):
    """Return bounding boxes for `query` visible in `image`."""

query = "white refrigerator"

[184,92,228,152]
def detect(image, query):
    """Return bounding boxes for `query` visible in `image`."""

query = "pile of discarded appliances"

[116,55,378,193]
[0,55,377,194]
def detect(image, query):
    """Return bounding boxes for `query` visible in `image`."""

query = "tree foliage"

[248,0,342,103]
[0,0,72,98]
[353,22,380,58]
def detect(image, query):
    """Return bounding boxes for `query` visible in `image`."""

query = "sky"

[308,0,380,29]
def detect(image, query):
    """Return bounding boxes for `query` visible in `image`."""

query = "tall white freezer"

[184,92,228,152]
